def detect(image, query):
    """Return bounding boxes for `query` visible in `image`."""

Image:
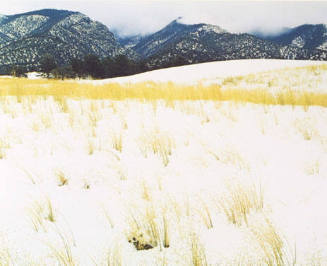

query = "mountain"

[1,10,327,76]
[0,15,7,23]
[119,19,327,68]
[117,34,146,49]
[255,24,327,51]
[0,9,135,73]
[132,18,226,59]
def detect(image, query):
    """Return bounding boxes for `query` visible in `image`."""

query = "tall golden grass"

[0,73,326,107]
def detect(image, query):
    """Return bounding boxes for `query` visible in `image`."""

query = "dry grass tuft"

[198,199,213,229]
[191,233,208,266]
[54,96,69,113]
[126,204,170,251]
[0,137,10,159]
[20,167,39,184]
[141,180,152,201]
[0,236,15,266]
[217,181,264,226]
[140,129,175,166]
[46,226,75,266]
[0,246,12,266]
[112,132,123,153]
[56,170,69,187]
[250,216,285,266]
[106,241,122,266]
[28,197,56,232]
[294,118,318,141]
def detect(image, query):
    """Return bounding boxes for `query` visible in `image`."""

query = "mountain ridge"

[0,9,326,75]
[253,24,327,51]
[118,18,327,68]
[0,9,136,73]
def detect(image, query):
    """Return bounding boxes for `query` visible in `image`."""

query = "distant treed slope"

[133,19,226,58]
[1,9,327,75]
[117,34,146,49]
[0,9,135,73]
[147,31,283,67]
[259,24,327,51]
[120,20,327,67]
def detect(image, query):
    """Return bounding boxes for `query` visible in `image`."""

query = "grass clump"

[191,233,208,266]
[112,132,123,153]
[0,138,9,159]
[140,129,175,166]
[56,170,69,187]
[218,181,264,226]
[0,245,12,266]
[294,117,318,141]
[46,227,75,266]
[28,197,56,232]
[198,199,213,229]
[106,242,122,266]
[250,216,286,266]
[126,204,170,251]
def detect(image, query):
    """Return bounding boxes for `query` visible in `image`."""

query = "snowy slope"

[0,9,135,73]
[88,59,327,85]
[1,59,327,264]
[1,97,327,265]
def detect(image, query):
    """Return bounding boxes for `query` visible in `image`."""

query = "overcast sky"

[1,1,327,37]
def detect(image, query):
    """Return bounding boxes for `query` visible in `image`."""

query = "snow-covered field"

[0,60,327,265]
[85,59,327,86]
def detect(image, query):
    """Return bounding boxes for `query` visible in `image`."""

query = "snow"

[27,72,43,79]
[0,15,49,38]
[292,36,305,48]
[84,59,327,85]
[0,60,327,264]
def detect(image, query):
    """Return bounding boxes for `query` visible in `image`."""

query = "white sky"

[1,1,327,36]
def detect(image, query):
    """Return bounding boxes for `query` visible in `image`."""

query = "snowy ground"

[83,59,327,86]
[0,60,327,265]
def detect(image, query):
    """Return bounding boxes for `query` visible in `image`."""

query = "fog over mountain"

[0,7,326,76]
[2,1,327,37]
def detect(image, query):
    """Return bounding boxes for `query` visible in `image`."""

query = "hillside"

[119,19,327,67]
[88,59,327,86]
[257,24,327,51]
[0,9,134,73]
[1,9,327,76]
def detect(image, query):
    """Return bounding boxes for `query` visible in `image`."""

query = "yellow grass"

[218,181,264,226]
[106,241,122,266]
[139,130,175,167]
[27,197,56,232]
[250,216,286,266]
[46,227,75,266]
[0,64,327,106]
[190,233,208,266]
[126,204,170,251]
[0,64,325,264]
[56,170,69,187]
[0,137,9,159]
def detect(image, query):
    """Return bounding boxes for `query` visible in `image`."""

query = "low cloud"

[1,1,327,36]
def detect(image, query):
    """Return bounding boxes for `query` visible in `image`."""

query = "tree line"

[10,53,190,79]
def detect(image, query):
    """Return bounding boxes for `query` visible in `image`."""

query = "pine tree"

[40,54,57,78]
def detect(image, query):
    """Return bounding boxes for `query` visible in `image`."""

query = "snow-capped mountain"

[118,19,327,68]
[1,9,326,74]
[130,19,227,59]
[254,24,327,52]
[0,9,135,73]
